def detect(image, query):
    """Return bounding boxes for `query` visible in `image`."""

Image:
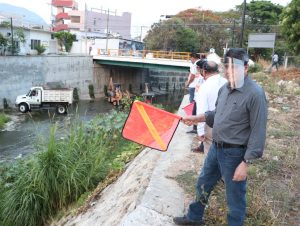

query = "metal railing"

[97,49,192,61]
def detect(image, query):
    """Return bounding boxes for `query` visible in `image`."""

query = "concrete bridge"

[93,50,191,72]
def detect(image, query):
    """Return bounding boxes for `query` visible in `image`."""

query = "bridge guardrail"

[97,49,192,61]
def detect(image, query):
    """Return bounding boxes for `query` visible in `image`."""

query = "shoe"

[173,215,204,225]
[186,130,197,134]
[191,147,204,153]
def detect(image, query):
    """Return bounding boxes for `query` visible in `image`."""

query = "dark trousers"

[187,143,247,226]
[192,101,197,131]
[272,62,278,71]
[189,87,195,103]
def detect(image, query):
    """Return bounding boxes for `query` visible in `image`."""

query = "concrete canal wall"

[0,55,188,109]
[0,55,93,109]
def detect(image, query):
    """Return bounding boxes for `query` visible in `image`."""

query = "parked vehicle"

[15,86,73,114]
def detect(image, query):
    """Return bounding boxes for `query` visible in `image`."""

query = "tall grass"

[0,110,141,226]
[0,113,10,129]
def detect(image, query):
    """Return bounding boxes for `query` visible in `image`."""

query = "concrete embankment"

[58,95,205,226]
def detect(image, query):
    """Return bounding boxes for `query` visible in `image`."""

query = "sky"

[0,0,291,37]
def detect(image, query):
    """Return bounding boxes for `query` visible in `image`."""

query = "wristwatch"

[243,159,252,165]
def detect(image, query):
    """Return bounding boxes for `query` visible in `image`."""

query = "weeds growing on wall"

[0,113,10,129]
[0,110,141,226]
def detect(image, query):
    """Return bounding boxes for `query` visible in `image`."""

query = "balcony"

[52,0,74,7]
[53,24,69,32]
[56,12,70,20]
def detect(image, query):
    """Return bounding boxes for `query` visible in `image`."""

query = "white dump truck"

[15,86,73,114]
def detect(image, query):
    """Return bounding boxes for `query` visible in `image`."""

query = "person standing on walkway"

[271,53,279,71]
[186,53,201,103]
[186,53,202,134]
[174,48,268,226]
[192,60,227,153]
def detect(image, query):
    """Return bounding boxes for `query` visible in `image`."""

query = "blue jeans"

[189,87,195,103]
[187,143,247,226]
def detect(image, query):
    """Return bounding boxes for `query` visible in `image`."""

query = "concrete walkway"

[59,95,205,226]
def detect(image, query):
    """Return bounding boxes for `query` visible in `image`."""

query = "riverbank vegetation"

[0,110,142,226]
[0,113,10,129]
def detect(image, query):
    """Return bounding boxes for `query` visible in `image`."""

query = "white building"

[0,25,57,55]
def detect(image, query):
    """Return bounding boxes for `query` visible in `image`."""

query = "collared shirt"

[205,76,268,160]
[193,73,204,101]
[196,74,227,136]
[188,59,200,88]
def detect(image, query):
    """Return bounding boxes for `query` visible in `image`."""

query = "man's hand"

[232,161,248,181]
[182,114,205,126]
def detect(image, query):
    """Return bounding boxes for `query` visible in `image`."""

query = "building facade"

[52,0,131,39]
[0,25,57,55]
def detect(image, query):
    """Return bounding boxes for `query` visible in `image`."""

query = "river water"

[0,92,184,161]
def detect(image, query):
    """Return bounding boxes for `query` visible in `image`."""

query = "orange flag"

[182,102,195,116]
[122,101,182,151]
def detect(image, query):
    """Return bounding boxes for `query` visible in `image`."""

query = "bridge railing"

[97,49,191,61]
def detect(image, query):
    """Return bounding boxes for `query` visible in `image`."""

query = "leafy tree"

[245,0,283,32]
[0,21,26,55]
[234,1,284,59]
[280,0,300,54]
[0,21,10,28]
[144,18,183,51]
[0,33,8,47]
[175,27,199,52]
[144,9,230,54]
[54,31,76,52]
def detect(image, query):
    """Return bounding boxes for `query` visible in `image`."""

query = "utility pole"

[10,17,14,55]
[85,2,88,55]
[231,20,236,47]
[105,9,110,54]
[239,0,247,47]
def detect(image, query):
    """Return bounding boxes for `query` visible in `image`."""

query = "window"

[31,39,41,50]
[71,16,80,23]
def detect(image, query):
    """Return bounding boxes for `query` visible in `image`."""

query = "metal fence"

[284,56,300,69]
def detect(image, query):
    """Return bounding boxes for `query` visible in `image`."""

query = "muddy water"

[0,92,184,161]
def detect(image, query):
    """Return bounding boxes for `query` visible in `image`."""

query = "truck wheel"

[57,105,67,114]
[19,103,28,113]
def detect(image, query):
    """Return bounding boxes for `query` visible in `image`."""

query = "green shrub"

[34,44,46,55]
[104,85,108,96]
[73,88,79,102]
[0,113,10,129]
[248,63,263,73]
[3,98,9,109]
[88,84,95,99]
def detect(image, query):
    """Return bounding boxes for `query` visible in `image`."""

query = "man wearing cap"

[192,60,227,153]
[174,48,268,225]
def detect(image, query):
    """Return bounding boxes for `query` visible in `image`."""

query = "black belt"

[213,140,246,149]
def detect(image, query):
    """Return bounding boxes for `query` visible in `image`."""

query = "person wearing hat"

[174,48,268,225]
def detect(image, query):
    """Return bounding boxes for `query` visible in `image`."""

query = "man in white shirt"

[186,53,203,134]
[271,53,279,71]
[187,53,201,103]
[192,61,227,153]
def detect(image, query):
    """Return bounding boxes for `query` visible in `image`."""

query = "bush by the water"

[0,110,141,226]
[0,113,10,129]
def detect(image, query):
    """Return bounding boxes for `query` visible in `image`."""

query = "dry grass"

[176,72,300,225]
